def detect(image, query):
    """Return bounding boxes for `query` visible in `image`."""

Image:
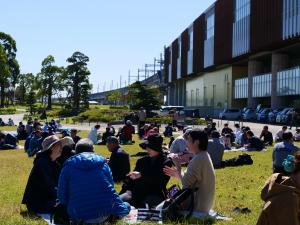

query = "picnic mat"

[225,148,268,153]
[123,209,231,224]
[39,209,231,224]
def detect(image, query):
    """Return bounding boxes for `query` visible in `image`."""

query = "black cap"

[139,134,163,153]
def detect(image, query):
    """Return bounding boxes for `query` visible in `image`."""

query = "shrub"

[109,105,129,110]
[0,107,17,115]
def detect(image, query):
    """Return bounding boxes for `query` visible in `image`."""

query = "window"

[188,28,193,51]
[234,0,250,22]
[178,38,181,58]
[205,13,215,40]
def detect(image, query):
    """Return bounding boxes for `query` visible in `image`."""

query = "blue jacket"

[58,153,129,222]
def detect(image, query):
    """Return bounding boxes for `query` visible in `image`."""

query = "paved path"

[1,113,293,136]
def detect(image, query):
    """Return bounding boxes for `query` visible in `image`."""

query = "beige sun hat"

[40,135,74,153]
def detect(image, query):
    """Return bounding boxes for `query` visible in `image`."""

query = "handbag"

[161,188,197,222]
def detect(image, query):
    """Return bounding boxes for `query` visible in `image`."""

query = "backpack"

[161,188,197,222]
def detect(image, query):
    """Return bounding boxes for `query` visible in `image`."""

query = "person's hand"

[163,166,181,180]
[127,171,141,180]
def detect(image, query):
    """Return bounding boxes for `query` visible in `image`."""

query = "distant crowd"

[1,107,297,224]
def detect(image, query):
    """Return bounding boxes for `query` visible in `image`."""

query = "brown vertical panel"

[164,46,170,83]
[171,39,178,81]
[214,0,233,65]
[181,29,188,77]
[193,14,205,74]
[250,0,282,53]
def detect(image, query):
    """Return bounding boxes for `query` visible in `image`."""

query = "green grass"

[0,130,287,225]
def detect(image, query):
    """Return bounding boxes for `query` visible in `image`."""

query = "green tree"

[0,45,9,105]
[26,90,37,115]
[65,52,91,111]
[37,55,64,109]
[0,32,19,107]
[16,73,35,103]
[107,91,121,105]
[128,81,162,112]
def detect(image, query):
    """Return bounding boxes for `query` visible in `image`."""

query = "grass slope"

[0,129,285,225]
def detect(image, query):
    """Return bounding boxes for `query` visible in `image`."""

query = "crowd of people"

[13,111,300,224]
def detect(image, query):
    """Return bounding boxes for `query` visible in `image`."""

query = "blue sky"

[0,0,215,93]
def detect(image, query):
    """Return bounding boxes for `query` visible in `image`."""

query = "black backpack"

[161,188,197,222]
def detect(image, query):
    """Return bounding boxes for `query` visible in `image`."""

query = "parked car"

[268,108,283,123]
[219,109,242,120]
[276,108,293,124]
[242,108,257,121]
[257,108,272,122]
[159,105,184,115]
[281,108,296,124]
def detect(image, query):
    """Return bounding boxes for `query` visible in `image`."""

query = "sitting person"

[120,120,135,144]
[17,124,28,140]
[26,120,33,135]
[43,122,50,132]
[0,118,5,126]
[101,123,116,145]
[88,125,101,144]
[273,132,299,173]
[221,123,233,136]
[22,135,65,215]
[70,129,81,144]
[61,129,71,138]
[26,129,43,156]
[163,123,173,137]
[257,151,300,225]
[169,127,192,154]
[237,126,250,147]
[7,118,14,126]
[223,134,232,150]
[120,134,173,208]
[275,126,288,142]
[58,139,130,224]
[163,129,215,214]
[56,136,76,166]
[245,130,264,151]
[294,128,300,142]
[106,136,130,183]
[0,132,17,150]
[207,131,225,168]
[260,126,273,146]
[233,123,242,142]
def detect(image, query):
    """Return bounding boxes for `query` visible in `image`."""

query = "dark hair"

[263,126,268,130]
[188,129,208,151]
[282,126,288,130]
[211,131,220,139]
[235,124,240,128]
[246,130,254,137]
[95,125,100,129]
[282,132,293,141]
[224,123,229,127]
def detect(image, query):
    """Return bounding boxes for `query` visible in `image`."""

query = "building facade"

[165,0,300,110]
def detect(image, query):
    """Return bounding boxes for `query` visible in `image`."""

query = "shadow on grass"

[20,210,41,221]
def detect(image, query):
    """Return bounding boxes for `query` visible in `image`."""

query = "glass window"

[206,12,215,40]
[178,39,181,58]
[234,0,250,22]
[188,28,193,51]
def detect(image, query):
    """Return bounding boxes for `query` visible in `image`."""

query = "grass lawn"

[0,129,287,225]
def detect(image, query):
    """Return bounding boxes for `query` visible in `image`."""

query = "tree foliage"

[0,32,19,107]
[128,81,162,112]
[37,55,64,109]
[107,91,121,105]
[65,51,92,111]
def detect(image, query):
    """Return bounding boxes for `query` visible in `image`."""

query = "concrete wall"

[186,67,233,109]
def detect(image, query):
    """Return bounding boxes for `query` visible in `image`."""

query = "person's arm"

[181,158,201,188]
[58,167,70,205]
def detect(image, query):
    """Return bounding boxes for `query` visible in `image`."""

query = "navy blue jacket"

[58,153,129,222]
